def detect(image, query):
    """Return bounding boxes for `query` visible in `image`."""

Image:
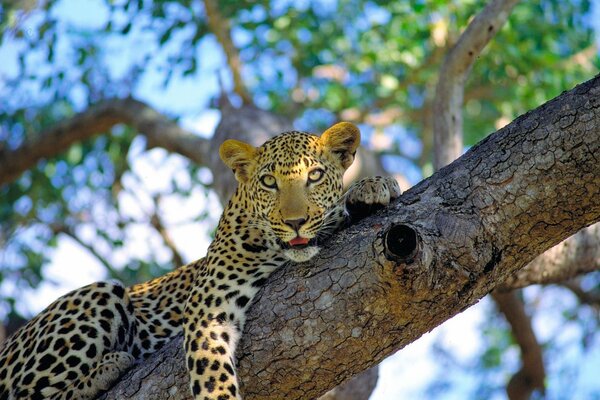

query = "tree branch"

[561,280,600,309]
[491,291,545,399]
[431,4,546,398]
[319,367,378,400]
[149,195,186,268]
[433,0,520,169]
[101,75,600,400]
[0,98,210,187]
[503,223,600,288]
[48,222,120,277]
[203,0,253,105]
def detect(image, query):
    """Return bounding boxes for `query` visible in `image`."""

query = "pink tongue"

[289,237,309,246]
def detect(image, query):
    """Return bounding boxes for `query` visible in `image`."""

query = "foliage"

[0,0,599,397]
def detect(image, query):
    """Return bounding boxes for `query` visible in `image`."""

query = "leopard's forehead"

[255,131,323,174]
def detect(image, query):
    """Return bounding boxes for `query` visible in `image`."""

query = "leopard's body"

[0,122,400,400]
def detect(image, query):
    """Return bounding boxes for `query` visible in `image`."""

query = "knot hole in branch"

[384,224,419,263]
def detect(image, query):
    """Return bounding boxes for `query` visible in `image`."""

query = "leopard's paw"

[93,351,135,391]
[346,176,401,220]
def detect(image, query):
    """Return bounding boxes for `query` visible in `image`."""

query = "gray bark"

[433,0,520,169]
[101,75,600,400]
[503,223,600,289]
[431,2,544,397]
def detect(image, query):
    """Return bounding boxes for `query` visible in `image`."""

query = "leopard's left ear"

[219,139,257,183]
[319,122,361,170]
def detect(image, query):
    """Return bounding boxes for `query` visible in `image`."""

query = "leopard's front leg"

[184,283,244,400]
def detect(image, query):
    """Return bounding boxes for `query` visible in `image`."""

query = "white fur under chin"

[283,246,321,262]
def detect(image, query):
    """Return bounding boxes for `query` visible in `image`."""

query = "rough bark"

[101,75,600,400]
[431,2,544,397]
[503,223,600,289]
[433,0,520,170]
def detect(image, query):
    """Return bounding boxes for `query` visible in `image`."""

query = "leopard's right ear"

[319,122,361,170]
[219,139,257,183]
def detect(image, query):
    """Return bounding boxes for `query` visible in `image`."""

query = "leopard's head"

[219,122,360,262]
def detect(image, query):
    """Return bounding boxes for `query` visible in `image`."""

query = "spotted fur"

[0,122,400,400]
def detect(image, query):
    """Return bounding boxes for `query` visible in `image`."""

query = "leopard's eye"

[260,174,278,189]
[308,168,325,184]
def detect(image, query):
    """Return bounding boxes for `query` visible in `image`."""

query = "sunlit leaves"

[0,2,598,396]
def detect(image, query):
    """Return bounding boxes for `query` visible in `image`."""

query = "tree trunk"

[100,75,600,400]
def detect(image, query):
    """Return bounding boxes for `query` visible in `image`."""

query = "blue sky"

[1,0,600,398]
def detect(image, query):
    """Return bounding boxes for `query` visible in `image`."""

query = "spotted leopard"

[0,122,401,399]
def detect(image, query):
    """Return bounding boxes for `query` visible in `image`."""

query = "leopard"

[0,122,401,400]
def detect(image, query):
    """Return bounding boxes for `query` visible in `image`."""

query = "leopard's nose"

[284,218,307,232]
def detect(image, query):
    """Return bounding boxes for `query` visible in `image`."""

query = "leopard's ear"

[320,122,361,170]
[219,139,257,183]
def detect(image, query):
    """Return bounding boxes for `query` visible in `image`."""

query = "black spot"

[205,376,216,393]
[223,362,234,375]
[216,312,227,323]
[228,384,237,397]
[242,243,267,253]
[22,372,35,385]
[193,380,201,395]
[86,344,97,358]
[111,284,125,297]
[235,296,250,308]
[66,356,80,368]
[195,357,209,375]
[33,376,50,391]
[221,332,230,343]
[37,353,57,371]
[251,278,267,287]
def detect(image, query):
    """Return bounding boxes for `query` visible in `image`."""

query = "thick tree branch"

[503,223,600,289]
[102,75,600,400]
[491,291,545,399]
[431,3,545,397]
[433,0,520,169]
[0,98,210,186]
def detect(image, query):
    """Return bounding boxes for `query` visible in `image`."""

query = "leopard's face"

[220,123,360,262]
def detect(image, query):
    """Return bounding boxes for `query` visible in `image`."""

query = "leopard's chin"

[283,246,321,262]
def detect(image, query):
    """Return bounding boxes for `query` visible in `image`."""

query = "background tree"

[0,0,599,398]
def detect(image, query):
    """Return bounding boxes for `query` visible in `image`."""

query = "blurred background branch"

[1,0,599,398]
